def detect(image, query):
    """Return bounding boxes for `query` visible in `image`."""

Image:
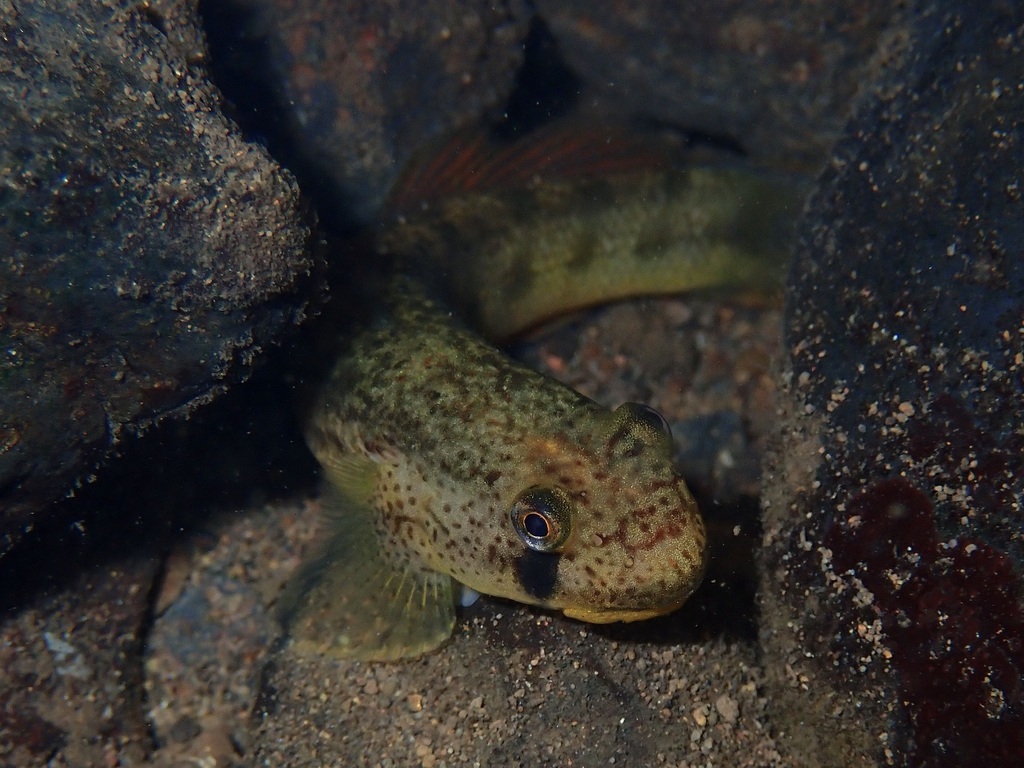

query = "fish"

[279,121,806,661]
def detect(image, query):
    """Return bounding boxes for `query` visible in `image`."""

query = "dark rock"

[0,0,314,550]
[760,3,1024,765]
[534,0,909,171]
[204,0,533,228]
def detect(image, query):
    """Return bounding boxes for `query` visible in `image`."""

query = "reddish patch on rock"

[826,478,1024,766]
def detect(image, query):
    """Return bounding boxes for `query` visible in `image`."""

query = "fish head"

[480,401,707,623]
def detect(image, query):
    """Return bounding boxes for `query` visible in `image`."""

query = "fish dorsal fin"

[387,119,672,214]
[278,454,456,661]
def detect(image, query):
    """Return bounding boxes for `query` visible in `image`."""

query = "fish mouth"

[561,601,684,624]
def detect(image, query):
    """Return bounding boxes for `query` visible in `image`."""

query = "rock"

[0,0,314,549]
[534,0,909,171]
[760,3,1024,765]
[204,0,533,228]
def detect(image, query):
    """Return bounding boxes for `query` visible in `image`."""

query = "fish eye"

[510,487,573,553]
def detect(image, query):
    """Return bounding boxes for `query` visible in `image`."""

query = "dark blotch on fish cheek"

[515,550,561,600]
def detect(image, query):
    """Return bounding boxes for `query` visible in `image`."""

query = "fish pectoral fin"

[318,451,379,510]
[278,478,456,661]
[279,546,457,662]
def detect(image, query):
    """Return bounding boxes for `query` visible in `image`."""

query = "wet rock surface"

[203,0,533,228]
[760,3,1024,766]
[533,0,909,171]
[0,0,314,545]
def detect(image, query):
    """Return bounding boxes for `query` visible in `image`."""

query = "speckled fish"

[280,122,806,661]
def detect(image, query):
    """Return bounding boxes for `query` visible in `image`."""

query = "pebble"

[715,693,740,724]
